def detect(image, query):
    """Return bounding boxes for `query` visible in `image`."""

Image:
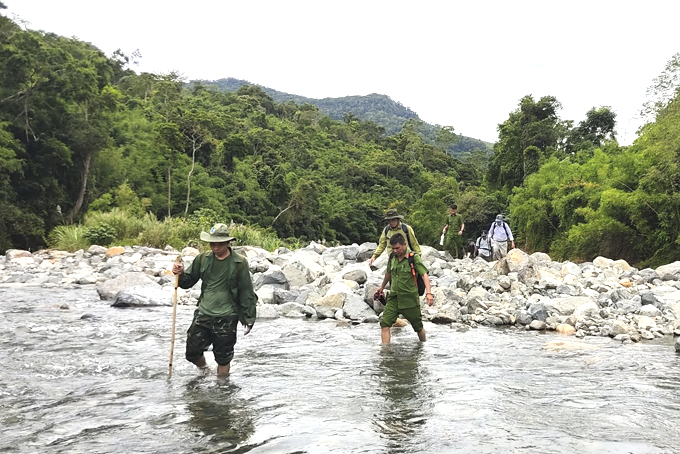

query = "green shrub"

[84,223,117,246]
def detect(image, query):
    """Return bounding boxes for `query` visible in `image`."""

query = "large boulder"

[657,261,680,276]
[572,301,601,322]
[253,265,289,290]
[97,272,159,300]
[112,285,172,307]
[357,243,377,262]
[342,294,377,321]
[281,254,325,287]
[545,296,594,316]
[5,249,32,260]
[505,248,532,273]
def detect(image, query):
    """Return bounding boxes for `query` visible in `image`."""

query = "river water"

[1,286,679,453]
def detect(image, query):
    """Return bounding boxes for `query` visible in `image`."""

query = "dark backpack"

[407,252,426,296]
[384,222,414,251]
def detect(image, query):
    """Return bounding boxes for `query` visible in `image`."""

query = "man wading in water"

[375,234,434,344]
[172,223,257,376]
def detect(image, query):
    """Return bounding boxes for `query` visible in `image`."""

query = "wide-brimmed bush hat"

[200,223,236,242]
[383,209,404,220]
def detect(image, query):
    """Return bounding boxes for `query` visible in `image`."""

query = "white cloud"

[7,0,679,144]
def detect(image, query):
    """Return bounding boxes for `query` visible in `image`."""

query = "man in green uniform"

[442,203,465,259]
[375,234,434,344]
[369,208,422,267]
[172,223,257,376]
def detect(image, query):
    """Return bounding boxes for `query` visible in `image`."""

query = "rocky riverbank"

[2,243,680,350]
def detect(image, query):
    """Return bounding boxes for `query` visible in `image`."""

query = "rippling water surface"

[1,287,679,453]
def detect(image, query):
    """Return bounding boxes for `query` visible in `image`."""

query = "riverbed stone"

[106,247,126,257]
[256,303,279,319]
[112,285,171,307]
[638,304,661,317]
[343,294,377,321]
[96,272,159,300]
[5,243,680,346]
[342,269,367,285]
[556,324,575,335]
[529,320,547,330]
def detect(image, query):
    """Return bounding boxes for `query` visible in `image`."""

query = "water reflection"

[184,378,255,453]
[375,343,433,451]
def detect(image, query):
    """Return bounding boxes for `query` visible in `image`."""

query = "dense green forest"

[1,7,679,267]
[194,78,493,154]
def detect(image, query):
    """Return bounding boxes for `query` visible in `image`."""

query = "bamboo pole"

[168,255,181,378]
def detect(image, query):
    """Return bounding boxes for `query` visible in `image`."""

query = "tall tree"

[488,95,567,190]
[566,106,617,153]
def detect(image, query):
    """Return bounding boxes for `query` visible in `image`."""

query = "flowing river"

[1,286,679,453]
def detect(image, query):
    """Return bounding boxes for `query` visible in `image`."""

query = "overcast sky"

[6,1,680,144]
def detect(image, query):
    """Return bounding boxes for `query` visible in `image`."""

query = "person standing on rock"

[368,208,422,267]
[172,223,257,376]
[442,203,465,259]
[374,234,434,344]
[488,214,515,260]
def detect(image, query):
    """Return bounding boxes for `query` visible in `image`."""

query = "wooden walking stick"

[168,255,181,378]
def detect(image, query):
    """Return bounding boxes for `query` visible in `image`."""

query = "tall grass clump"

[84,208,146,241]
[48,225,89,252]
[227,223,298,252]
[46,208,302,253]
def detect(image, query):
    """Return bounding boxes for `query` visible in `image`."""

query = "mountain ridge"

[193,77,493,154]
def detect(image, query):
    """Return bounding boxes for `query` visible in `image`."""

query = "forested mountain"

[194,78,492,154]
[2,8,679,267]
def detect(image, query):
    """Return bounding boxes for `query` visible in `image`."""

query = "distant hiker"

[442,203,465,259]
[465,240,477,259]
[475,230,492,261]
[374,234,434,344]
[172,223,257,376]
[488,214,515,260]
[369,208,422,266]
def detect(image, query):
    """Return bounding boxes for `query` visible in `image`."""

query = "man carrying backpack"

[374,234,434,344]
[368,208,422,267]
[488,214,515,260]
[475,230,492,261]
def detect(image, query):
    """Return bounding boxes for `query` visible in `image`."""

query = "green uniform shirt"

[387,253,428,309]
[178,249,258,325]
[445,214,464,241]
[372,222,422,259]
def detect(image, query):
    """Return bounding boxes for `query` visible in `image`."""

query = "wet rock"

[529,320,547,330]
[556,324,575,335]
[343,294,377,321]
[112,286,172,307]
[97,272,160,300]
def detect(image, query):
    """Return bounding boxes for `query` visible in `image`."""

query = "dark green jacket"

[178,249,258,325]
